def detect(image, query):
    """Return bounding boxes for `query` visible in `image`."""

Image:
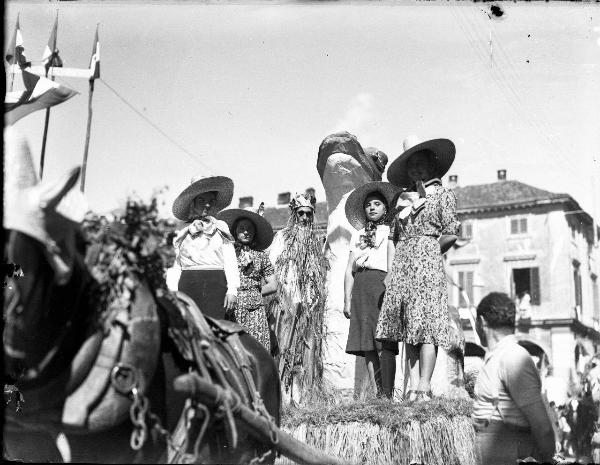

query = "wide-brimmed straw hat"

[386,136,455,188]
[218,207,274,251]
[345,181,401,230]
[172,175,234,221]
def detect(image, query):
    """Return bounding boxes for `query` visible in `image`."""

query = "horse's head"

[4,127,89,380]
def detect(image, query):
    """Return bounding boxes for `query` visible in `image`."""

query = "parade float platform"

[277,396,478,465]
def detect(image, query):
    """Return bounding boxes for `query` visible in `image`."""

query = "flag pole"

[81,24,99,193]
[40,93,52,179]
[81,78,94,193]
[9,14,20,92]
[40,11,59,179]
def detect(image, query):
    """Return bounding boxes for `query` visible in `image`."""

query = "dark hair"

[363,190,388,208]
[476,292,516,329]
[364,190,391,224]
[232,217,257,247]
[407,150,437,190]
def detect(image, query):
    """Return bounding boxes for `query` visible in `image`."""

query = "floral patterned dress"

[234,247,274,351]
[375,183,460,349]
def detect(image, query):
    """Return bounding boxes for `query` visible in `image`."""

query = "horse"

[3,128,345,465]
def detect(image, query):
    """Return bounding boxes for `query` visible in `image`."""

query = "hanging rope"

[98,78,216,174]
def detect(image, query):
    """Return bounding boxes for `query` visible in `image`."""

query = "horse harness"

[5,280,278,464]
[154,290,279,464]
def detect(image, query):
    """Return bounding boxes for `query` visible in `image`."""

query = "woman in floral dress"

[377,136,460,402]
[218,206,277,351]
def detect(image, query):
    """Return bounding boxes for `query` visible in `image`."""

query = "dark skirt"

[346,268,398,356]
[178,269,227,320]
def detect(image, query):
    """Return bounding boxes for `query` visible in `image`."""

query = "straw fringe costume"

[376,181,460,348]
[268,195,328,397]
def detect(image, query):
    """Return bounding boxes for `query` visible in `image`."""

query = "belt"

[473,419,531,433]
[397,234,438,241]
[355,266,384,272]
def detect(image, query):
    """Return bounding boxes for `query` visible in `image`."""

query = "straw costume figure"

[268,193,328,401]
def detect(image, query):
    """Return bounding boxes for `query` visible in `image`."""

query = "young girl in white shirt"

[343,181,400,398]
[172,176,240,320]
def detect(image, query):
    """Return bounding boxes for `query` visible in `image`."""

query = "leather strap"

[62,316,126,427]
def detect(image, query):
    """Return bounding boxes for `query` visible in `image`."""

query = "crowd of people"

[167,135,575,463]
[546,360,600,462]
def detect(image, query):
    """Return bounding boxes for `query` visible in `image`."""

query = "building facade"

[448,173,600,403]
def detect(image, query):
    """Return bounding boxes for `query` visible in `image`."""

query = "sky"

[5,1,600,222]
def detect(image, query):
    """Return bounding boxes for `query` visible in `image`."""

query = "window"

[458,271,474,308]
[460,221,473,240]
[573,261,582,310]
[512,267,540,305]
[510,217,528,235]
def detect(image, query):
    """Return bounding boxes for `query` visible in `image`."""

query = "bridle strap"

[9,260,88,384]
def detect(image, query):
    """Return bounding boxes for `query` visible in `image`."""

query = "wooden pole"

[39,73,54,179]
[173,373,351,465]
[80,79,94,192]
[9,13,19,92]
[40,11,59,179]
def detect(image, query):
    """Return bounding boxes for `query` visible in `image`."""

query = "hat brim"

[217,209,274,251]
[172,176,234,221]
[386,139,455,188]
[344,181,401,230]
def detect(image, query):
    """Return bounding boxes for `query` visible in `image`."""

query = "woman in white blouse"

[343,181,401,398]
[171,176,240,320]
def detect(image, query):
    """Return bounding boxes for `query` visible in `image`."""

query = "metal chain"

[129,386,149,451]
[146,401,213,464]
[146,410,189,459]
[126,386,279,464]
[247,448,276,465]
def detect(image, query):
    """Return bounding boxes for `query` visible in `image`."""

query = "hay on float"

[277,395,478,465]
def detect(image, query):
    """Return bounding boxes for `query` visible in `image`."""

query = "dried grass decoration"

[271,212,329,398]
[278,395,478,465]
[82,195,177,328]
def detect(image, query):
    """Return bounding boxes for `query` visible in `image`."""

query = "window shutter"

[520,218,528,234]
[511,219,518,234]
[458,271,466,307]
[467,271,474,303]
[530,267,540,305]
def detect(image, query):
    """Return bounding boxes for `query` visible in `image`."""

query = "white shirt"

[349,224,389,273]
[472,335,543,428]
[174,218,240,295]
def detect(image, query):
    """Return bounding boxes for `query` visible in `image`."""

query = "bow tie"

[189,217,218,238]
[395,179,441,220]
[235,244,254,268]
